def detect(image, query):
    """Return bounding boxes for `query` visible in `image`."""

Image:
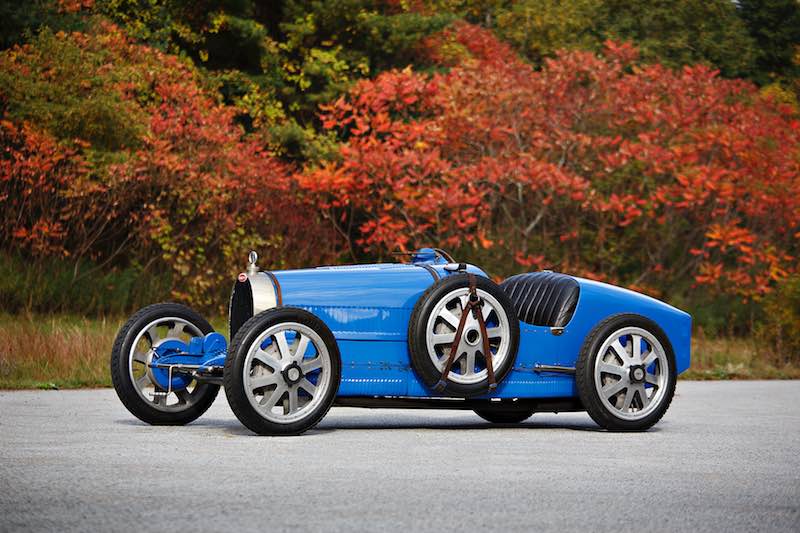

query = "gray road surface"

[1,381,798,532]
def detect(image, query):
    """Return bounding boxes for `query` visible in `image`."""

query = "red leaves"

[1,24,340,309]
[3,20,798,304]
[602,40,640,65]
[300,22,800,298]
[0,121,79,256]
[515,252,546,269]
[56,0,93,14]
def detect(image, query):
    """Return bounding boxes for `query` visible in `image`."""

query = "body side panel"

[273,263,486,341]
[273,265,691,398]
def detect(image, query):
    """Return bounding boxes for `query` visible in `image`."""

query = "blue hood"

[272,262,486,341]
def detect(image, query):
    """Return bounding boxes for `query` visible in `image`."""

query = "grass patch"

[684,334,800,380]
[0,314,120,389]
[0,314,797,389]
[0,314,229,389]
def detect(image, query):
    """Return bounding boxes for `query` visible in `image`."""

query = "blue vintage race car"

[111,248,691,435]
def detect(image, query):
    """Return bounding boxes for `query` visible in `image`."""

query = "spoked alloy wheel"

[111,303,219,425]
[408,275,519,397]
[576,314,676,431]
[128,317,204,410]
[426,288,511,386]
[243,322,331,423]
[225,308,341,435]
[594,327,669,420]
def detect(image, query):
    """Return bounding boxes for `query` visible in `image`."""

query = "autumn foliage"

[304,23,800,301]
[1,24,336,308]
[0,120,85,256]
[1,16,799,325]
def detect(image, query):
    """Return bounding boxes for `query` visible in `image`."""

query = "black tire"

[224,307,341,436]
[474,408,535,424]
[110,302,219,425]
[408,274,520,397]
[575,313,677,431]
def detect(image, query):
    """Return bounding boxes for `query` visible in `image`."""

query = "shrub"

[0,121,82,257]
[0,22,338,312]
[302,23,800,302]
[756,275,800,365]
[0,252,171,316]
[0,27,144,151]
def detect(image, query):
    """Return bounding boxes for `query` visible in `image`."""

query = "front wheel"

[224,307,341,436]
[575,314,677,431]
[110,303,219,425]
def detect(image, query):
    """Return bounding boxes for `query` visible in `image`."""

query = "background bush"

[0,252,170,316]
[1,0,799,356]
[756,275,800,365]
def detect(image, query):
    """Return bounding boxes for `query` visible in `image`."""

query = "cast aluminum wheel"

[224,308,341,435]
[425,287,512,386]
[242,322,332,424]
[593,327,669,420]
[128,316,207,411]
[575,313,677,431]
[408,274,519,397]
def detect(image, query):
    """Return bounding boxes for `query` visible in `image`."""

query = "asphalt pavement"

[1,381,798,532]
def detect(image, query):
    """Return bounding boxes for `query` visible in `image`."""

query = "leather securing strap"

[435,274,497,392]
[474,282,497,389]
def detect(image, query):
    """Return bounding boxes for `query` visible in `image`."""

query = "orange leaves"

[56,0,93,14]
[705,223,756,252]
[602,40,639,65]
[321,67,439,139]
[422,22,523,71]
[0,23,340,308]
[298,22,799,299]
[4,19,797,306]
[0,121,80,257]
[514,252,546,269]
[691,222,795,298]
[596,194,646,227]
[695,262,724,285]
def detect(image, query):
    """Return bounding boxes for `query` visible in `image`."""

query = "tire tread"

[575,313,676,431]
[223,307,341,436]
[110,302,219,426]
[407,274,520,397]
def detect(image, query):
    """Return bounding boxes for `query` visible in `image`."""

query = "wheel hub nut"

[629,365,646,383]
[464,328,480,346]
[282,362,304,385]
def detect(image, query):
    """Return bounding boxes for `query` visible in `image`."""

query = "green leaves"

[0,28,144,152]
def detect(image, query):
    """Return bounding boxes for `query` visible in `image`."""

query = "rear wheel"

[224,308,341,436]
[575,314,676,431]
[110,303,219,425]
[474,408,534,424]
